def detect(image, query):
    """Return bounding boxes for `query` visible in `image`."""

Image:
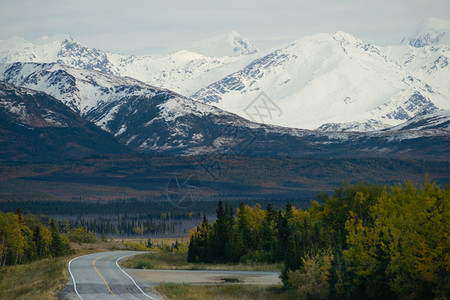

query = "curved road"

[65,251,281,299]
[66,251,163,300]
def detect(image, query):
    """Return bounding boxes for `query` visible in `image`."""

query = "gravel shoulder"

[126,268,282,285]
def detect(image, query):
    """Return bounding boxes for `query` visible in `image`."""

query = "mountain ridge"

[403,17,450,47]
[192,31,448,130]
[1,23,448,132]
[1,63,448,161]
[0,34,259,97]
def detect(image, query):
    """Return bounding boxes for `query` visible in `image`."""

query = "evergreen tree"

[212,200,228,262]
[224,202,234,260]
[32,226,43,258]
[230,228,245,262]
[49,219,66,257]
[184,182,449,300]
[261,203,277,259]
[277,207,291,260]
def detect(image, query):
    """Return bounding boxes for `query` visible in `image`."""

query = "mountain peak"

[185,31,259,57]
[404,17,450,47]
[332,31,364,46]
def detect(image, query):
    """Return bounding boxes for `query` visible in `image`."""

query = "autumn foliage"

[0,210,71,266]
[188,182,449,299]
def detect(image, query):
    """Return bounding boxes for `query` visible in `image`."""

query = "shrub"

[287,250,333,300]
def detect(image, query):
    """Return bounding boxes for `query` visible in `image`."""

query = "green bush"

[65,226,97,243]
[125,241,150,251]
[287,250,333,300]
[135,260,154,269]
[240,250,277,264]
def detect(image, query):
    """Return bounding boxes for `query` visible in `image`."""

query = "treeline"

[0,199,206,217]
[68,215,184,236]
[0,198,311,238]
[187,182,449,299]
[0,197,311,217]
[0,210,71,266]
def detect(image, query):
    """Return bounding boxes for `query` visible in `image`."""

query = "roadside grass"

[0,256,68,300]
[122,252,283,272]
[156,283,293,300]
[0,239,129,300]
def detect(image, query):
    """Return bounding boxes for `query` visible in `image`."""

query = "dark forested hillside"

[0,82,129,161]
[0,155,449,202]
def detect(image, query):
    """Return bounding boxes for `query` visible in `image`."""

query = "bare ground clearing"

[126,268,282,286]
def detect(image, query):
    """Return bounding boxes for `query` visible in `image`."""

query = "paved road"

[65,251,163,300]
[65,251,281,299]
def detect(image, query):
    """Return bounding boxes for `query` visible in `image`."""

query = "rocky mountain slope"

[0,62,267,154]
[0,62,448,160]
[0,81,128,160]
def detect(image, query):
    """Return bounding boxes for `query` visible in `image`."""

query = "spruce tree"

[32,226,43,258]
[49,219,66,257]
[213,200,229,262]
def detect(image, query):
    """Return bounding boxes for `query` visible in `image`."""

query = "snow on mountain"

[402,17,450,47]
[0,61,233,138]
[0,81,128,160]
[0,80,71,128]
[1,61,448,159]
[0,62,158,117]
[0,34,260,96]
[386,109,450,132]
[1,22,449,133]
[0,61,269,154]
[185,31,259,57]
[386,18,450,106]
[316,119,391,132]
[0,35,115,73]
[192,31,447,130]
[113,49,259,96]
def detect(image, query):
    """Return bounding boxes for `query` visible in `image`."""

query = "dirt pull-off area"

[126,269,282,285]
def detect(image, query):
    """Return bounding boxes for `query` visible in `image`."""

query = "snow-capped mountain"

[402,17,450,47]
[386,18,450,103]
[1,62,448,160]
[185,31,259,57]
[0,33,259,96]
[192,31,448,130]
[0,81,128,160]
[0,62,270,154]
[386,110,450,132]
[0,20,449,134]
[0,62,158,116]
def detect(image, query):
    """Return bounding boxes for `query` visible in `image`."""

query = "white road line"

[68,256,84,300]
[116,254,158,300]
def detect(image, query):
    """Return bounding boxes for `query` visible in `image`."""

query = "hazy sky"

[1,0,449,55]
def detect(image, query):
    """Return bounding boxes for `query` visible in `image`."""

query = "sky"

[1,0,449,55]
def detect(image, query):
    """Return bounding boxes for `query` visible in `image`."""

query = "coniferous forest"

[187,182,449,299]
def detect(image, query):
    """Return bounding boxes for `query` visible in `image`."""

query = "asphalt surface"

[65,251,163,300]
[64,251,281,299]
